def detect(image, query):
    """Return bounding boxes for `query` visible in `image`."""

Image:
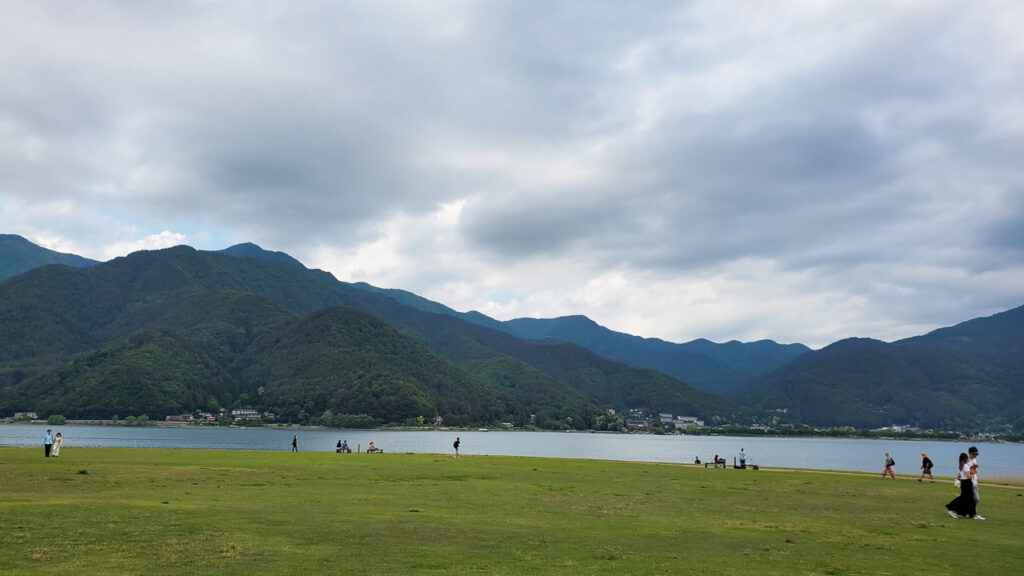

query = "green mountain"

[501,315,809,397]
[340,288,810,397]
[217,242,306,269]
[751,306,1024,430]
[5,235,1015,431]
[0,245,733,427]
[342,287,811,397]
[0,234,100,281]
[0,235,808,403]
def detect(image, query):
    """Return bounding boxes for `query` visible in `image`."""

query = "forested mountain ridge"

[750,306,1024,430]
[500,315,810,397]
[0,237,810,406]
[3,236,1021,431]
[0,234,99,281]
[0,245,734,426]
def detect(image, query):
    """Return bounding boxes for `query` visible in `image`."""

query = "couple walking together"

[43,430,63,457]
[946,446,984,520]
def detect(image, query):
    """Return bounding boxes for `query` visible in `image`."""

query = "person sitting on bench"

[704,454,727,468]
[367,441,383,453]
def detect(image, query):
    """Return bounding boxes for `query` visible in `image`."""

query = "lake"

[3,424,1022,480]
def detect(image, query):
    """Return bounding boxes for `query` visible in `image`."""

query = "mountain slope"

[899,304,1024,367]
[240,306,517,425]
[0,246,725,426]
[1,235,809,400]
[751,330,1024,430]
[0,234,99,281]
[218,242,306,268]
[502,315,809,397]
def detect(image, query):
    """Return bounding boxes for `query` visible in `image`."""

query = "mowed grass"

[1,448,1022,575]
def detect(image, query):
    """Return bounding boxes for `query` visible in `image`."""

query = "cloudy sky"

[2,1,1022,348]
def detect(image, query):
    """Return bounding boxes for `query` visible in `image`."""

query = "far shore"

[3,418,1019,445]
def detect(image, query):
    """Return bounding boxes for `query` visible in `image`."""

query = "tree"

[47,414,66,425]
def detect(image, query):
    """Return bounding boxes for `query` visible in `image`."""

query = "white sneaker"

[974,515,985,520]
[948,510,958,519]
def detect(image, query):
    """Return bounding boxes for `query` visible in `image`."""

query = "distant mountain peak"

[217,243,305,268]
[0,233,100,281]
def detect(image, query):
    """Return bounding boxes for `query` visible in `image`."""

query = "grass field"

[1,447,1022,575]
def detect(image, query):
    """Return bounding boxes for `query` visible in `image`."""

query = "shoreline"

[4,444,1023,486]
[3,419,1019,445]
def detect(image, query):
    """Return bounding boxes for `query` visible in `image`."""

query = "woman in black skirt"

[946,452,982,519]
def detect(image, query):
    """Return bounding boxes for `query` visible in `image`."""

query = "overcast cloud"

[2,1,1023,348]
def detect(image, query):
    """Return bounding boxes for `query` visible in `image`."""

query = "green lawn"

[1,447,1022,575]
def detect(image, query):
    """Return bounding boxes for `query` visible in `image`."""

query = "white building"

[231,409,261,421]
[673,416,704,428]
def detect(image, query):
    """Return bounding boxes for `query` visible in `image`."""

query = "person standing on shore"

[881,452,896,479]
[453,437,460,459]
[291,435,298,452]
[918,452,933,482]
[43,429,54,457]
[738,448,747,469]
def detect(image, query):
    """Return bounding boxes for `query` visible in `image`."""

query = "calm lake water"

[3,424,1022,480]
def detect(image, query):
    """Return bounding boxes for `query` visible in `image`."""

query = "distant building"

[659,413,674,424]
[196,412,216,423]
[165,414,193,422]
[673,416,704,428]
[14,412,38,420]
[626,418,652,431]
[231,409,260,421]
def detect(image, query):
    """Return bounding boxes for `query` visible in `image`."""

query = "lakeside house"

[231,409,261,421]
[626,418,652,431]
[674,416,705,428]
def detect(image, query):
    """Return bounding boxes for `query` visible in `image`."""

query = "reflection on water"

[2,424,1022,479]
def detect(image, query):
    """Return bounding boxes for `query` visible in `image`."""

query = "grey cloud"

[1,1,1022,346]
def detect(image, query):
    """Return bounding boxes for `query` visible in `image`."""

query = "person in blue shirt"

[43,429,54,457]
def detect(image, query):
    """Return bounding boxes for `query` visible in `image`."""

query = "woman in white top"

[52,432,63,457]
[945,452,983,519]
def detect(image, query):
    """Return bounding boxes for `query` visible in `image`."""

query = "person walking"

[291,435,298,452]
[946,452,983,519]
[52,432,63,457]
[453,437,461,459]
[919,452,933,482]
[43,429,54,457]
[881,452,896,479]
[968,446,980,505]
